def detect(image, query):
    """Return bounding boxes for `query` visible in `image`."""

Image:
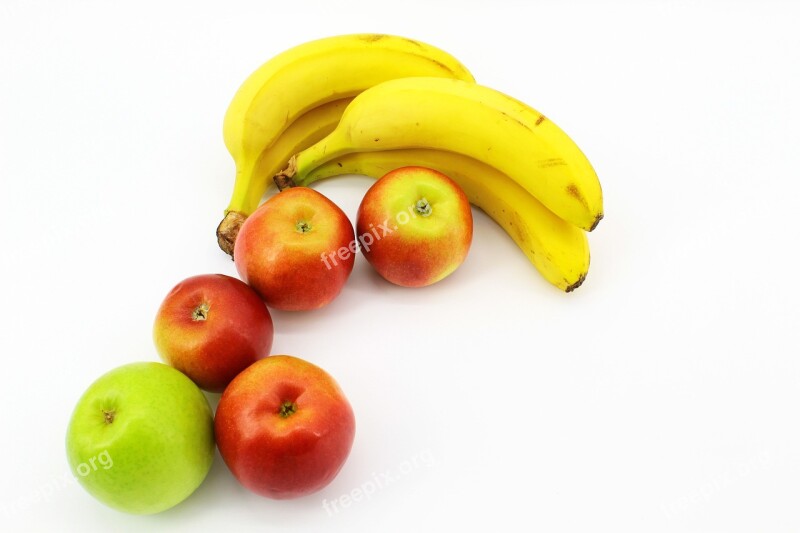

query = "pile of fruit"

[65,33,604,515]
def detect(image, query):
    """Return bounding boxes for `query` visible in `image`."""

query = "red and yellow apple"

[356,166,473,287]
[153,274,273,392]
[234,187,356,311]
[214,355,356,499]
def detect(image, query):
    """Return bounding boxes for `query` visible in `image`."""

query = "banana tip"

[216,211,248,259]
[565,273,587,293]
[589,213,604,231]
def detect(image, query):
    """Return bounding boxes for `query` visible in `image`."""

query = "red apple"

[215,355,355,499]
[153,274,273,392]
[234,187,356,311]
[356,166,473,287]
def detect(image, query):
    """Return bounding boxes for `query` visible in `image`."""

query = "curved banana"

[217,98,351,255]
[218,34,475,256]
[281,77,603,232]
[297,150,590,292]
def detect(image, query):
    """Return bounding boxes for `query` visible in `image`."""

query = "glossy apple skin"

[234,187,356,311]
[356,166,473,287]
[153,274,273,392]
[215,355,356,499]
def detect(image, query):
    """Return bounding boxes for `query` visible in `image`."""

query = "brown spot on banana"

[535,114,546,126]
[565,183,603,230]
[565,183,590,210]
[537,158,567,168]
[414,55,461,77]
[510,211,529,244]
[359,34,386,42]
[499,111,533,132]
[401,37,424,49]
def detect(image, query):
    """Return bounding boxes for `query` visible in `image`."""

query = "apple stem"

[415,197,432,217]
[102,409,115,424]
[192,302,210,321]
[278,401,297,418]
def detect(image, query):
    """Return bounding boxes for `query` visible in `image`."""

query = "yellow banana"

[217,98,351,255]
[218,34,475,256]
[280,77,603,232]
[297,150,590,292]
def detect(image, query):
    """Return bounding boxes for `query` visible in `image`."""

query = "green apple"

[65,362,215,514]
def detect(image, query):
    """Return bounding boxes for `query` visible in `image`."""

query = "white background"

[2,0,799,531]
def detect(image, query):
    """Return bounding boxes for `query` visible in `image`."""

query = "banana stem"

[274,155,299,191]
[274,174,297,191]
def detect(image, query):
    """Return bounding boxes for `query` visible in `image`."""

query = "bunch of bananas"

[218,34,603,292]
